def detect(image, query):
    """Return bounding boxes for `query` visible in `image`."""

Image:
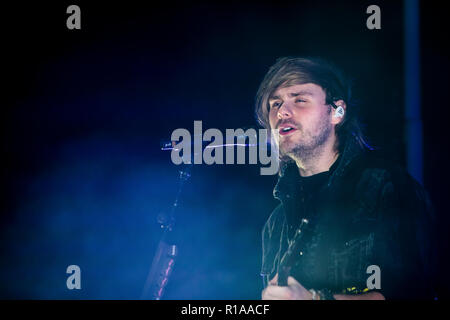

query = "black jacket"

[261,135,437,299]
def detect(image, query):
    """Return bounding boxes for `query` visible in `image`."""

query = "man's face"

[268,83,334,158]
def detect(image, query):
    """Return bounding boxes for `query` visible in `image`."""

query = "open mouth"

[279,127,297,136]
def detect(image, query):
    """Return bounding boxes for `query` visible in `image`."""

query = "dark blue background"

[1,1,449,299]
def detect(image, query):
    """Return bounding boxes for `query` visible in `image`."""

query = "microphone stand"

[145,132,266,298]
[140,163,192,300]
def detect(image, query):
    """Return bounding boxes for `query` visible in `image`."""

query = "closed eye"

[270,101,282,109]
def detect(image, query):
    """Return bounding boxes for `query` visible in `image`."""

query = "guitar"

[277,217,311,286]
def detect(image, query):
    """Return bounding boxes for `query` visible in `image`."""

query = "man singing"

[257,57,437,300]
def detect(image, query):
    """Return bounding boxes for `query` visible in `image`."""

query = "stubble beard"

[280,119,333,164]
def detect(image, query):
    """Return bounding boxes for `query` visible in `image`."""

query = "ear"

[330,99,346,125]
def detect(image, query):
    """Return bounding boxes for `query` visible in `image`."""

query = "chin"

[281,140,313,157]
[280,138,302,152]
[280,144,298,156]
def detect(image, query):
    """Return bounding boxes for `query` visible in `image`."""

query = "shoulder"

[361,151,428,200]
[343,151,400,202]
[344,150,433,221]
[352,150,435,224]
[351,150,419,193]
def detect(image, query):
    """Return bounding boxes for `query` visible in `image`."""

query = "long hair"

[255,57,372,155]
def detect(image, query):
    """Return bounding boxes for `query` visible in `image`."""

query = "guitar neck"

[277,218,310,286]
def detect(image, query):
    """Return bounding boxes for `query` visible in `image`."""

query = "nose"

[277,102,293,120]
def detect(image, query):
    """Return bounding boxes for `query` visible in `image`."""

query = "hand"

[261,273,313,300]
